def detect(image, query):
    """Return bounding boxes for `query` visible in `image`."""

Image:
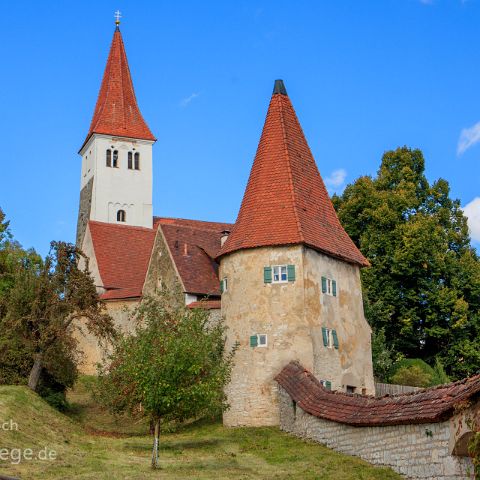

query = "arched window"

[127,152,133,169]
[106,149,112,167]
[117,210,126,222]
[134,152,140,170]
[112,150,119,168]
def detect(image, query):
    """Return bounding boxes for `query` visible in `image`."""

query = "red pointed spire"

[81,27,155,149]
[219,80,368,267]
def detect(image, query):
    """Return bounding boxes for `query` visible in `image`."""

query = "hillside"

[0,383,402,479]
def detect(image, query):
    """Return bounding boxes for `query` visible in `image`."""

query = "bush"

[389,358,441,387]
[390,365,432,387]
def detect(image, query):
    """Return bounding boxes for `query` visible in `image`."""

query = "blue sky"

[1,0,480,256]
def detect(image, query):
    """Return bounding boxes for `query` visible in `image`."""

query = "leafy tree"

[371,327,394,382]
[1,241,115,392]
[97,295,237,469]
[333,147,480,379]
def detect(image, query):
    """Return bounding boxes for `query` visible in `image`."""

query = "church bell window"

[106,149,112,167]
[117,209,126,222]
[113,150,119,168]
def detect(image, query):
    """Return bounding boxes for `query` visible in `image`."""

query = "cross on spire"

[114,10,122,26]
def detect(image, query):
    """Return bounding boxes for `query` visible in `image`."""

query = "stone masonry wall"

[76,177,94,246]
[278,387,474,480]
[142,227,184,306]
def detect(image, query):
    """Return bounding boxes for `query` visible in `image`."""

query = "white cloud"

[457,121,480,155]
[180,92,200,108]
[325,169,347,193]
[463,197,480,242]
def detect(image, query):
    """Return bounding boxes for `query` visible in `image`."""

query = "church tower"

[218,80,374,427]
[76,20,155,246]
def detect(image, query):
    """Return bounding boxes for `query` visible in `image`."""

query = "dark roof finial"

[273,79,287,96]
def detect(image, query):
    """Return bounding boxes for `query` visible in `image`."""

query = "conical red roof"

[219,80,368,267]
[81,27,155,150]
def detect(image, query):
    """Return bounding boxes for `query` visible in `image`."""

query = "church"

[76,21,375,427]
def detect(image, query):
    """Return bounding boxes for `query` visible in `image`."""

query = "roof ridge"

[89,220,155,232]
[278,94,305,244]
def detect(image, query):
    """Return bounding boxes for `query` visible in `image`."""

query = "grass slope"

[0,380,402,479]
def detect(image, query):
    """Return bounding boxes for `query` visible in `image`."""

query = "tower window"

[128,152,133,169]
[117,210,126,222]
[106,149,112,167]
[112,150,119,168]
[134,152,140,170]
[321,276,337,297]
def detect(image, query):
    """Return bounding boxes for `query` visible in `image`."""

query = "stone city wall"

[278,387,475,480]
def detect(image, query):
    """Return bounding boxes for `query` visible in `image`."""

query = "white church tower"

[76,17,155,245]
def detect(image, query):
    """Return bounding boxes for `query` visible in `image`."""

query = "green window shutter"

[332,280,337,297]
[332,330,339,349]
[326,381,332,390]
[264,266,272,284]
[287,264,296,282]
[250,335,258,348]
[220,280,224,294]
[321,276,327,293]
[322,327,328,347]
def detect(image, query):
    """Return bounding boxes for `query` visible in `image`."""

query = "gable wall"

[143,227,184,307]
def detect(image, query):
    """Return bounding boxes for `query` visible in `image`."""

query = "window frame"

[272,265,288,283]
[257,334,268,347]
[134,152,140,170]
[106,149,112,167]
[117,209,126,222]
[128,151,133,170]
[112,150,119,168]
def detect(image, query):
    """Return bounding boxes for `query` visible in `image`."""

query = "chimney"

[221,230,231,247]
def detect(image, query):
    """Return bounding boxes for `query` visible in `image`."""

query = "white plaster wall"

[79,134,153,229]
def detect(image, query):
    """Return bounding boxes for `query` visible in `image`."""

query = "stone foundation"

[278,387,475,479]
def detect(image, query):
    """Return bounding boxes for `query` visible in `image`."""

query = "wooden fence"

[374,382,421,397]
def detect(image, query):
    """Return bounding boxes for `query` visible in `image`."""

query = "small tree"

[391,365,431,388]
[97,295,237,469]
[1,241,115,392]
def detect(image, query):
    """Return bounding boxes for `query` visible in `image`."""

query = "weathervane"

[114,10,122,26]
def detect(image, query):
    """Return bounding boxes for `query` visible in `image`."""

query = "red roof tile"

[89,221,157,300]
[81,27,155,151]
[276,362,480,427]
[187,300,221,310]
[158,218,233,296]
[219,81,368,267]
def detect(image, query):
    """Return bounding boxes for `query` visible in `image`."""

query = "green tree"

[333,147,480,379]
[1,241,115,392]
[371,327,394,382]
[97,295,237,469]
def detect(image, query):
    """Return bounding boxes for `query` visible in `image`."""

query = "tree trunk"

[28,352,43,392]
[151,418,160,469]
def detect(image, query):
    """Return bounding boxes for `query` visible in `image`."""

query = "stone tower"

[218,80,374,427]
[76,24,155,246]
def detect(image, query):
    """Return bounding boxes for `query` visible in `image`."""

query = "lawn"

[0,379,402,479]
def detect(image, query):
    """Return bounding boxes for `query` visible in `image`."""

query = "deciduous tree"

[333,147,480,379]
[97,295,236,469]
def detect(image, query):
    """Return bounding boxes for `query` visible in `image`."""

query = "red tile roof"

[187,300,221,310]
[158,218,233,296]
[276,362,480,427]
[219,81,368,267]
[88,220,157,300]
[88,218,231,301]
[81,27,155,151]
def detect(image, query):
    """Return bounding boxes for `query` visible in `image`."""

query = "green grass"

[0,379,402,479]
